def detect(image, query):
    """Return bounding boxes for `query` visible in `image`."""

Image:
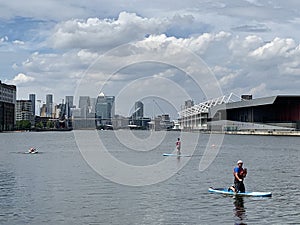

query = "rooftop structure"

[178,94,234,130]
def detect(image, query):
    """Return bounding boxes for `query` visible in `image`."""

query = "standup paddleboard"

[208,187,272,197]
[163,153,191,157]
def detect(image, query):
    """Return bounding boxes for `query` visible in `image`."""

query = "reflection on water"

[233,196,247,225]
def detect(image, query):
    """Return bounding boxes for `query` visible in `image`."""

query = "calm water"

[0,131,299,225]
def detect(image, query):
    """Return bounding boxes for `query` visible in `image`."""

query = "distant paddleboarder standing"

[176,138,181,155]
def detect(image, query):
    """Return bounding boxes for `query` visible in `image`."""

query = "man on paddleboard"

[232,160,247,193]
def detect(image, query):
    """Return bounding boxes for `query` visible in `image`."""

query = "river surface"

[0,130,299,225]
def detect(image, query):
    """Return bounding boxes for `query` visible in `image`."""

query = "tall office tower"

[0,80,16,131]
[95,92,115,125]
[46,94,53,118]
[132,101,144,119]
[65,96,74,108]
[79,96,90,118]
[65,96,74,118]
[29,94,36,116]
[89,98,96,114]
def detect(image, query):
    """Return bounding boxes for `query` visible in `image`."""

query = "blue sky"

[1,0,300,117]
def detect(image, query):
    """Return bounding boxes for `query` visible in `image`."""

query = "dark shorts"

[234,180,245,193]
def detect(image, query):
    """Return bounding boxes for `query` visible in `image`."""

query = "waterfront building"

[71,108,81,118]
[179,94,300,131]
[0,81,16,131]
[46,94,53,118]
[29,94,36,116]
[212,95,300,131]
[95,92,115,127]
[72,96,96,129]
[148,114,173,131]
[178,98,217,131]
[16,100,34,126]
[112,115,130,129]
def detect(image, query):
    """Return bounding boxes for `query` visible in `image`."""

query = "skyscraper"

[95,92,115,126]
[46,94,53,118]
[65,96,74,118]
[65,96,74,108]
[29,94,36,116]
[132,101,144,119]
[79,96,90,118]
[89,97,96,114]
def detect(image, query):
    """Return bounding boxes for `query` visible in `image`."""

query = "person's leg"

[234,181,239,193]
[235,180,245,193]
[228,185,236,192]
[239,182,245,193]
[177,147,181,155]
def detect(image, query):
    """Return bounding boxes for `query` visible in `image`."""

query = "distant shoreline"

[214,130,300,136]
[2,129,300,136]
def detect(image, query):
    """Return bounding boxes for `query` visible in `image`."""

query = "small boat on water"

[25,147,38,154]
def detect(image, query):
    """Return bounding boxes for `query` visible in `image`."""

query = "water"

[0,131,299,224]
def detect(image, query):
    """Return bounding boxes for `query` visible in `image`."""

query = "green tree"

[16,120,31,130]
[35,121,44,129]
[46,120,54,128]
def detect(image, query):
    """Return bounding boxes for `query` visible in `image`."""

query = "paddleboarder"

[232,160,247,193]
[176,138,181,155]
[29,147,36,153]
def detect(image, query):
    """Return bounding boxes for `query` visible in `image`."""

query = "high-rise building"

[132,101,144,119]
[0,81,16,104]
[29,94,36,116]
[89,97,96,114]
[95,92,115,126]
[79,96,90,118]
[65,96,75,118]
[0,81,16,131]
[129,101,150,129]
[46,94,53,118]
[65,96,74,108]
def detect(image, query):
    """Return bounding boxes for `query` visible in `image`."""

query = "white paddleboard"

[163,153,191,157]
[208,187,272,197]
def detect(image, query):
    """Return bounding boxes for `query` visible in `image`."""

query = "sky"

[1,0,300,118]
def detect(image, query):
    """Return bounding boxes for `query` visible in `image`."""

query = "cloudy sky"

[1,0,300,117]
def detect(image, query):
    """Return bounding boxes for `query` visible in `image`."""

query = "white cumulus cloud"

[9,73,35,85]
[249,37,296,59]
[48,12,170,51]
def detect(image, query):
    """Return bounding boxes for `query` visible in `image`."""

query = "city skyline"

[1,1,300,116]
[18,90,177,120]
[2,80,300,131]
